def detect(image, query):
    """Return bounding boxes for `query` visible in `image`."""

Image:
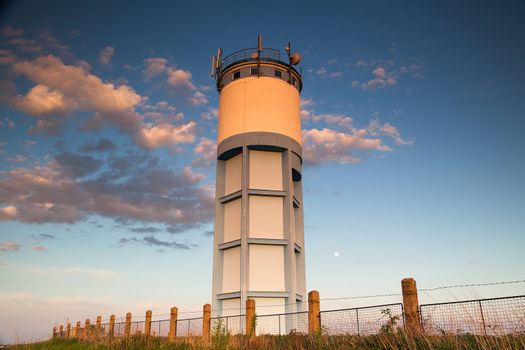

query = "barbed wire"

[64,279,525,323]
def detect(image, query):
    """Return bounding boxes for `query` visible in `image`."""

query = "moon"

[333,251,340,258]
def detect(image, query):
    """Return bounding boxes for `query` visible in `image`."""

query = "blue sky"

[1,0,524,343]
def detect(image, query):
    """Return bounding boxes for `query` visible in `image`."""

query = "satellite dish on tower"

[290,53,302,65]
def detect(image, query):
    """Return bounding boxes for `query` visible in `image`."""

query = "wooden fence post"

[66,323,71,339]
[402,277,421,333]
[52,326,57,339]
[59,325,63,338]
[308,290,320,334]
[75,321,81,338]
[96,315,101,336]
[124,312,132,337]
[202,304,211,343]
[168,307,178,342]
[246,298,256,337]
[145,310,152,336]
[84,319,90,340]
[109,314,115,337]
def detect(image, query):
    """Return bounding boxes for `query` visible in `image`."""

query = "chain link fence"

[420,295,525,335]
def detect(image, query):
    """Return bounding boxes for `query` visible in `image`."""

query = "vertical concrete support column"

[402,277,421,333]
[202,304,211,343]
[246,298,256,337]
[124,312,132,337]
[52,326,57,339]
[109,315,115,337]
[168,307,178,342]
[308,290,320,334]
[75,321,81,339]
[145,310,152,337]
[66,323,71,339]
[84,319,90,340]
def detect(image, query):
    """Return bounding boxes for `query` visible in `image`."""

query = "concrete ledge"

[247,189,287,197]
[218,132,302,160]
[247,291,290,298]
[219,190,242,203]
[217,292,241,300]
[218,239,242,250]
[248,238,288,246]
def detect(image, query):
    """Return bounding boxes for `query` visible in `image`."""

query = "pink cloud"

[302,127,391,164]
[136,121,196,150]
[98,46,115,66]
[192,137,217,167]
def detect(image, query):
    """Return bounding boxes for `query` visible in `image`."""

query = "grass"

[7,333,525,350]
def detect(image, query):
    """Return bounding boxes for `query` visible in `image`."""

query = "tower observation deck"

[210,37,306,333]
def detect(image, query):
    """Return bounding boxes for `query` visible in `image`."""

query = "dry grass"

[8,332,525,350]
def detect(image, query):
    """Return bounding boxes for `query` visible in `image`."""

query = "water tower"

[210,36,306,330]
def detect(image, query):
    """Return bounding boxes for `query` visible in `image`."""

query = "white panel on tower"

[248,196,284,239]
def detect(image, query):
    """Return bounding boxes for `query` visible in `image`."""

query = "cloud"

[311,66,342,79]
[192,137,217,167]
[0,151,214,227]
[55,152,102,177]
[78,138,117,152]
[118,235,194,249]
[1,27,24,37]
[0,206,18,220]
[303,113,354,130]
[302,127,391,164]
[0,50,16,66]
[368,119,414,146]
[200,108,218,121]
[0,241,21,252]
[31,233,55,240]
[7,55,194,149]
[98,46,115,66]
[143,58,208,106]
[189,91,208,106]
[12,84,76,116]
[167,68,196,90]
[143,58,168,80]
[352,66,397,90]
[0,117,15,129]
[135,121,196,150]
[7,38,42,53]
[130,226,162,233]
[32,245,46,251]
[142,236,192,249]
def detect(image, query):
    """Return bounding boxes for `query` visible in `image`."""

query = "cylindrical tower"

[211,37,306,332]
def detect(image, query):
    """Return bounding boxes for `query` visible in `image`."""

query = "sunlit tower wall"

[210,37,306,330]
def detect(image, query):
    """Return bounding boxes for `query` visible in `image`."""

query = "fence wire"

[320,303,404,335]
[211,315,245,335]
[420,295,525,335]
[256,311,308,335]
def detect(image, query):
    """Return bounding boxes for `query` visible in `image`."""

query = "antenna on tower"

[257,34,262,77]
[285,41,302,85]
[210,56,216,78]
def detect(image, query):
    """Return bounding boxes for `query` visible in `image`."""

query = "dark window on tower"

[291,77,296,85]
[233,70,241,80]
[250,68,259,75]
[274,70,283,78]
